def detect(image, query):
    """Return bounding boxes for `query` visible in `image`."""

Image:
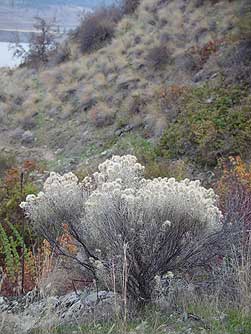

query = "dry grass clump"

[116,17,134,36]
[75,6,122,54]
[144,111,167,137]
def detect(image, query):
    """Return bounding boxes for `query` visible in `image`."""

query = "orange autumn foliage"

[58,224,77,255]
[217,156,251,195]
[216,156,251,231]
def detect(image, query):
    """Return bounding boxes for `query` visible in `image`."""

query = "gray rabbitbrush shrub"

[21,155,222,306]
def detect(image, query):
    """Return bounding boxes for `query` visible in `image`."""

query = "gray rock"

[209,20,217,32]
[0,289,119,333]
[80,96,97,111]
[10,128,25,141]
[175,53,197,73]
[195,27,209,44]
[206,97,214,104]
[115,124,134,136]
[21,130,35,144]
[59,292,80,308]
[0,108,5,122]
[47,107,59,117]
[159,32,170,44]
[85,291,114,305]
[107,73,118,83]
[116,75,140,90]
[222,41,251,67]
[193,69,213,83]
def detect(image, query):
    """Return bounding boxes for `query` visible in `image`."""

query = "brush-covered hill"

[0,0,250,179]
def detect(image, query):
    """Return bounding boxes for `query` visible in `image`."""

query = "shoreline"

[0,30,33,43]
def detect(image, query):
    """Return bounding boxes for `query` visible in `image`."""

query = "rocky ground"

[0,289,117,333]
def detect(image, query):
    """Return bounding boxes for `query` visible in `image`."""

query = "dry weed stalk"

[232,235,251,314]
[122,243,129,323]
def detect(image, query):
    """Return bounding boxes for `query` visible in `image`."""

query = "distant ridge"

[0,0,115,9]
[0,0,109,42]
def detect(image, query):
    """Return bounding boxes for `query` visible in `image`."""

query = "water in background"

[0,42,28,68]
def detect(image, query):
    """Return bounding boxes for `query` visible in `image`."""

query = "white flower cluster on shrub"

[21,171,85,234]
[85,175,221,233]
[20,155,222,302]
[83,155,145,190]
[21,154,222,246]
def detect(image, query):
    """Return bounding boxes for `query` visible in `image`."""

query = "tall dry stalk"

[33,240,55,297]
[232,234,251,314]
[112,258,119,319]
[122,243,129,323]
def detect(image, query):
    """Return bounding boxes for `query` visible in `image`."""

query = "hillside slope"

[0,0,250,178]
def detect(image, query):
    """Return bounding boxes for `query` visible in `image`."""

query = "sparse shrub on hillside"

[188,39,224,68]
[122,0,140,15]
[216,156,251,233]
[21,115,37,131]
[208,156,251,310]
[13,17,58,68]
[75,6,122,54]
[0,152,16,178]
[219,40,251,86]
[21,155,222,306]
[145,45,170,70]
[234,3,251,42]
[89,104,116,127]
[155,84,191,121]
[127,93,146,114]
[50,43,71,65]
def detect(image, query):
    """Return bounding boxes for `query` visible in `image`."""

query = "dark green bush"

[159,84,251,166]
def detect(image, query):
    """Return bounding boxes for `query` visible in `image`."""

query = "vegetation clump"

[122,0,141,15]
[21,155,221,306]
[75,6,122,54]
[0,160,39,294]
[160,84,251,166]
[145,45,170,70]
[14,17,58,68]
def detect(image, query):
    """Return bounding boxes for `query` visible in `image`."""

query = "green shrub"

[144,159,190,180]
[0,221,30,280]
[0,162,38,293]
[0,152,16,178]
[159,84,250,166]
[112,134,157,164]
